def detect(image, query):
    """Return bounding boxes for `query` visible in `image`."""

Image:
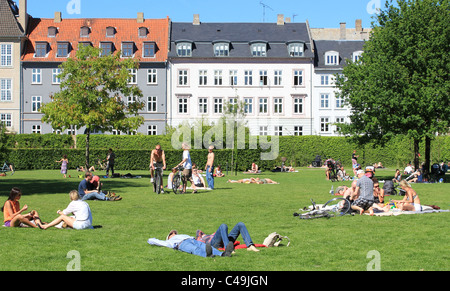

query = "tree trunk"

[424,136,431,178]
[85,129,90,171]
[413,139,420,171]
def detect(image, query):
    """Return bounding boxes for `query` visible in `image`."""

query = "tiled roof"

[22,16,170,62]
[0,0,24,37]
[314,40,365,68]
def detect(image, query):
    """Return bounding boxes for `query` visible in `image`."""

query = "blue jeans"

[210,222,254,249]
[178,238,222,257]
[81,191,108,201]
[206,166,214,189]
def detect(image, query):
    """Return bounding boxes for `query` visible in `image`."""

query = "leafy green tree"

[40,45,144,169]
[335,0,449,174]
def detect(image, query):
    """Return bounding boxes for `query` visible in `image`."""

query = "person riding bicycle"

[150,144,166,193]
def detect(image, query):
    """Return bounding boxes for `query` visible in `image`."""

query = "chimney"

[285,17,291,23]
[277,14,284,25]
[54,11,62,23]
[340,22,346,40]
[137,12,144,23]
[355,19,362,33]
[18,0,28,33]
[193,14,200,25]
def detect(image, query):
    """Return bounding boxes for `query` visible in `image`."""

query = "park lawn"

[0,168,449,271]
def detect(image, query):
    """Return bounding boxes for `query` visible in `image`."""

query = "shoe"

[150,178,154,183]
[160,189,165,194]
[247,245,260,252]
[110,196,122,201]
[205,243,214,257]
[222,241,234,257]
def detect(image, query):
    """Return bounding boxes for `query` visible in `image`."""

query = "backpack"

[263,232,290,247]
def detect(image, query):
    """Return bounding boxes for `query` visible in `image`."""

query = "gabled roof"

[169,22,314,59]
[22,16,170,62]
[0,0,24,37]
[314,40,365,68]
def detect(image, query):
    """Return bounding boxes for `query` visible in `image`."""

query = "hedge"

[2,134,449,171]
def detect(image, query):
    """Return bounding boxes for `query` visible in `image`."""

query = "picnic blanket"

[366,205,449,216]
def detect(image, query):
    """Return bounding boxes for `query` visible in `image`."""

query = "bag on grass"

[263,232,290,247]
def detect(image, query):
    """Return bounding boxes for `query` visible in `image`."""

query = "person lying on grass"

[2,187,42,228]
[227,177,278,184]
[39,190,93,230]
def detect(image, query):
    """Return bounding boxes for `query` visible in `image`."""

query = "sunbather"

[227,177,278,184]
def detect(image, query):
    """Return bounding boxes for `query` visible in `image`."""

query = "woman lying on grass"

[40,190,93,230]
[2,187,43,228]
[227,177,278,184]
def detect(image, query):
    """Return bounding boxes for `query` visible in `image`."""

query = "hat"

[166,230,177,240]
[356,169,365,175]
[208,145,214,150]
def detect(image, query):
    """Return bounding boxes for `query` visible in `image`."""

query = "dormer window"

[213,41,230,57]
[106,26,116,38]
[100,42,114,56]
[176,41,193,57]
[56,42,70,58]
[48,26,58,37]
[325,51,339,65]
[35,42,48,58]
[121,42,135,58]
[80,26,90,38]
[287,42,304,57]
[143,42,156,58]
[352,50,363,62]
[138,27,148,38]
[250,42,267,57]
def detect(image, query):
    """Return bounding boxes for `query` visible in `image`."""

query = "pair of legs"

[182,169,197,193]
[210,222,259,252]
[177,238,225,257]
[8,210,40,228]
[206,166,214,189]
[40,213,75,230]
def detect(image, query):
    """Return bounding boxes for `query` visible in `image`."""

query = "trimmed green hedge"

[2,134,449,171]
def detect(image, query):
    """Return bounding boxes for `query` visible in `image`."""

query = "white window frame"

[32,125,41,134]
[147,125,157,135]
[274,70,282,86]
[293,96,304,114]
[259,70,268,86]
[229,70,238,86]
[214,70,223,86]
[178,96,189,114]
[1,44,12,67]
[353,51,363,62]
[0,79,12,101]
[251,43,267,57]
[244,97,253,114]
[213,97,223,114]
[52,68,61,84]
[320,117,330,133]
[258,97,268,115]
[32,69,42,84]
[178,69,189,86]
[320,94,329,108]
[0,113,12,127]
[244,70,253,86]
[288,42,304,57]
[273,97,283,115]
[274,126,283,136]
[147,69,157,84]
[214,42,229,57]
[176,42,192,57]
[335,95,345,109]
[32,96,41,112]
[199,70,208,86]
[128,69,137,84]
[259,126,268,136]
[147,96,157,112]
[294,126,303,136]
[325,51,339,65]
[293,70,304,86]
[198,97,208,114]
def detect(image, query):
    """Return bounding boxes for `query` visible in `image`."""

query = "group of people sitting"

[336,167,422,215]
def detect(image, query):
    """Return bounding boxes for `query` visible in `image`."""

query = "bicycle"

[293,197,351,219]
[152,163,164,194]
[172,166,186,194]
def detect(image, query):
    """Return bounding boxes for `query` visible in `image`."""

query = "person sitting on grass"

[392,180,422,212]
[351,169,374,215]
[2,187,43,228]
[39,190,93,230]
[78,171,121,201]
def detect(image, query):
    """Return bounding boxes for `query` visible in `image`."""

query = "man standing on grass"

[351,169,374,214]
[205,145,215,190]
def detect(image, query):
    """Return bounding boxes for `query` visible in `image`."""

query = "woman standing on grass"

[56,154,69,178]
[40,190,93,230]
[2,187,44,228]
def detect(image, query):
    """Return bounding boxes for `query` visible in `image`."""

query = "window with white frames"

[228,97,237,113]
[176,42,192,57]
[294,126,303,136]
[259,126,268,136]
[320,117,330,132]
[320,94,329,108]
[293,70,303,86]
[178,97,188,114]
[1,44,12,66]
[128,69,137,84]
[288,42,304,57]
[148,125,157,135]
[0,113,12,127]
[353,51,363,62]
[32,125,41,134]
[199,70,207,86]
[274,98,283,114]
[128,96,137,104]
[325,51,339,65]
[320,75,329,85]
[274,126,283,136]
[198,97,208,114]
[336,95,344,108]
[229,70,237,86]
[178,69,188,86]
[259,70,268,86]
[251,43,267,57]
[147,69,157,84]
[244,97,253,114]
[244,70,252,85]
[32,96,41,112]
[52,68,61,84]
[259,97,268,114]
[214,42,229,57]
[213,98,223,114]
[214,70,223,85]
[335,117,345,132]
[67,125,77,135]
[274,70,282,86]
[32,69,42,84]
[147,96,157,112]
[1,79,12,101]
[293,96,303,114]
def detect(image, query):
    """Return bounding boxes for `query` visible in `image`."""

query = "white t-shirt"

[62,200,93,224]
[183,150,192,169]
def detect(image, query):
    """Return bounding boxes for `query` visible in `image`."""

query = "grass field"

[0,167,449,271]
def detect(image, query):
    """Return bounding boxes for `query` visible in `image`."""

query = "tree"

[335,0,450,175]
[40,45,144,169]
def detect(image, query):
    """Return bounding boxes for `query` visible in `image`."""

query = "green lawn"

[0,168,449,271]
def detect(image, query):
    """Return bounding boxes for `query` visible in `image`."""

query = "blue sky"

[25,0,382,28]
